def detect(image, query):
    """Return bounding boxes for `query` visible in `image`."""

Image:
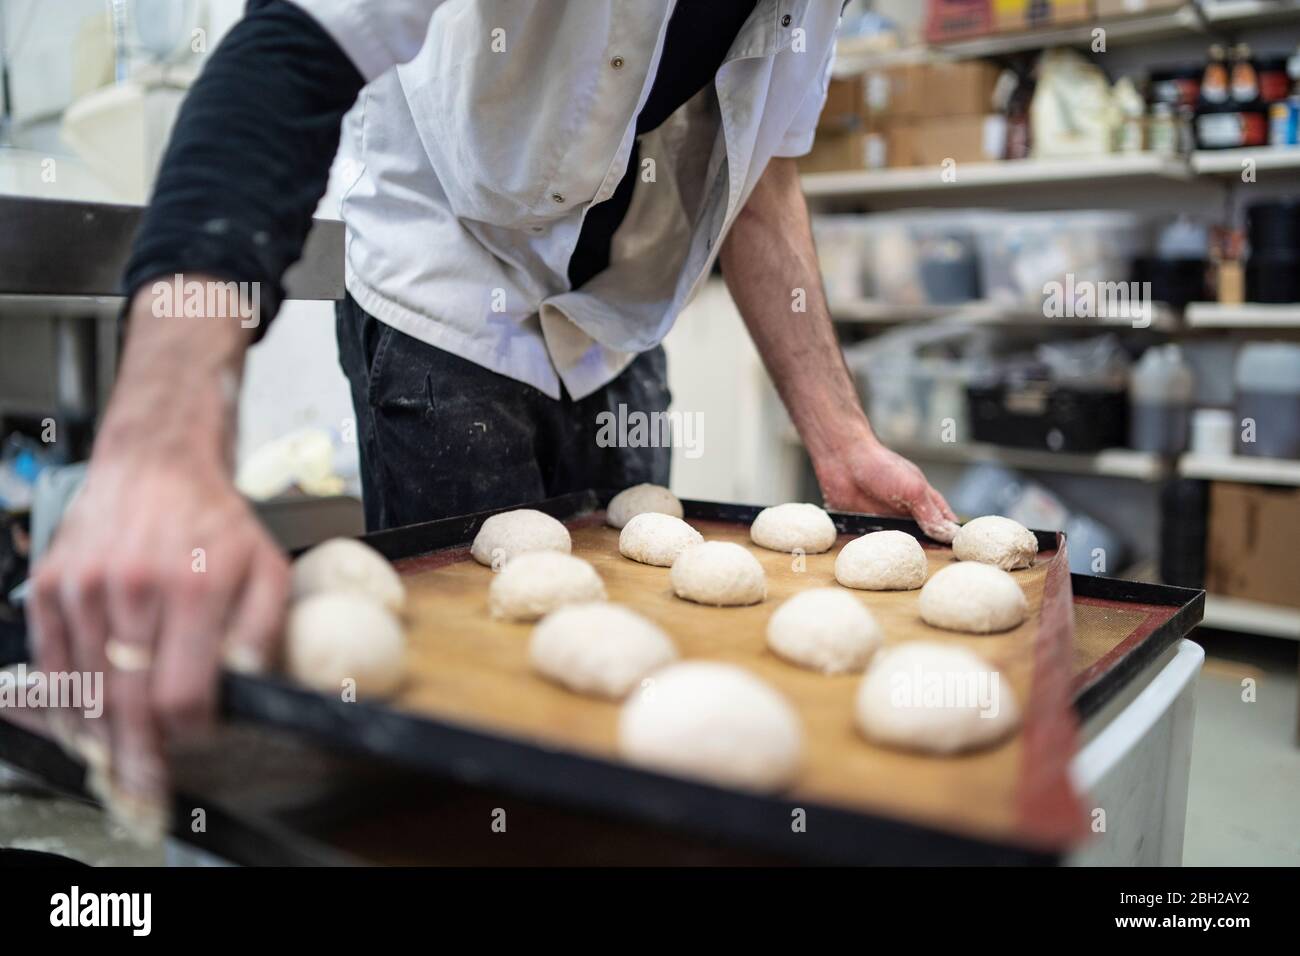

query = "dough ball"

[470,509,571,567]
[952,515,1038,571]
[606,483,683,529]
[529,602,677,699]
[834,530,928,591]
[291,537,405,611]
[749,502,838,554]
[618,661,802,791]
[670,541,766,606]
[855,642,1020,754]
[919,562,1027,634]
[286,592,406,698]
[766,588,883,674]
[618,512,703,567]
[488,552,606,622]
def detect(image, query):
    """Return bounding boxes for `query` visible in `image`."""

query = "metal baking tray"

[217,490,1204,865]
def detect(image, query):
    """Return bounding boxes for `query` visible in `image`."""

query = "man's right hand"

[26,279,288,838]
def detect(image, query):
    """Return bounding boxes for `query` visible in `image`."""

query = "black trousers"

[335,295,672,531]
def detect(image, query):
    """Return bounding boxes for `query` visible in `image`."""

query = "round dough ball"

[952,515,1038,571]
[286,592,406,698]
[749,502,838,554]
[670,541,766,606]
[529,602,677,699]
[618,661,802,791]
[919,562,1027,634]
[470,509,571,568]
[618,512,703,567]
[606,483,683,529]
[766,588,883,674]
[855,642,1020,754]
[291,537,405,611]
[488,552,606,622]
[834,530,928,591]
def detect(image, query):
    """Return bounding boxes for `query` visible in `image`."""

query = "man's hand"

[26,277,287,839]
[720,158,959,542]
[817,441,960,543]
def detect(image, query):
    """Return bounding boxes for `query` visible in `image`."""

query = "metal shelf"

[1190,147,1300,175]
[884,440,1170,481]
[932,5,1205,59]
[802,153,1191,199]
[1179,453,1300,486]
[831,298,1179,330]
[835,4,1204,70]
[1201,594,1300,640]
[1185,302,1300,328]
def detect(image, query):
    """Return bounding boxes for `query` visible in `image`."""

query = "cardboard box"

[910,114,1005,166]
[920,61,1003,118]
[1205,481,1300,611]
[1094,0,1183,16]
[884,122,921,167]
[863,64,926,120]
[818,74,865,131]
[797,129,888,174]
[993,0,1091,33]
[926,0,993,43]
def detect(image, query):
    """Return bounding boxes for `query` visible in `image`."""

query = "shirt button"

[781,13,792,26]
[552,193,565,204]
[610,55,625,69]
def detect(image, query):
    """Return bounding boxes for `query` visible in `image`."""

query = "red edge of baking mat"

[1016,536,1090,849]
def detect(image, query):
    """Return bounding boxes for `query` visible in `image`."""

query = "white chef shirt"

[293,0,839,399]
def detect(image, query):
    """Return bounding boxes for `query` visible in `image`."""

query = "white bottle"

[1129,344,1195,453]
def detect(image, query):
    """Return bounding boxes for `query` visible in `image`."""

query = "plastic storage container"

[856,211,984,306]
[1235,343,1300,459]
[971,211,1149,310]
[1129,344,1195,454]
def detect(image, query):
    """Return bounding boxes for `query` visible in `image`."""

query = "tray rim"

[217,490,1202,864]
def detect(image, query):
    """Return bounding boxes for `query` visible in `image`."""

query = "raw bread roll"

[286,592,406,698]
[292,538,405,611]
[919,562,1027,634]
[855,642,1020,754]
[618,661,802,791]
[529,602,676,699]
[952,515,1038,571]
[766,588,883,674]
[834,529,928,591]
[749,502,838,554]
[488,552,606,622]
[618,512,703,567]
[470,509,571,568]
[606,483,683,529]
[670,541,766,606]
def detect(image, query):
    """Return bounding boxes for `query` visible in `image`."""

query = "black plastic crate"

[966,381,1129,452]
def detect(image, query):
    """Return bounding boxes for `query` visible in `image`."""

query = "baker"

[27,0,959,830]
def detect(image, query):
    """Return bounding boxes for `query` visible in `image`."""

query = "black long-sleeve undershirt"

[122,0,362,333]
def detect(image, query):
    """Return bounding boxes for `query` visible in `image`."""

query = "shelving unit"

[807,3,1300,640]
[1185,302,1300,327]
[1179,453,1300,485]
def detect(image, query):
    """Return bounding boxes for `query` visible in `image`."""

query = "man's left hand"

[816,441,961,543]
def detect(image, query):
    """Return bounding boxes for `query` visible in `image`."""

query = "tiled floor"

[1182,632,1300,866]
[2,634,1297,866]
